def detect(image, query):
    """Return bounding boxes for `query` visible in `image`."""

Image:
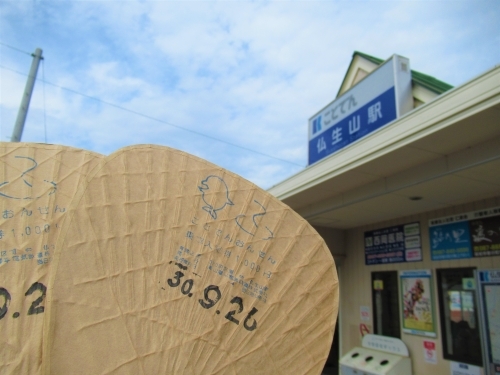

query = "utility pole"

[11,47,43,142]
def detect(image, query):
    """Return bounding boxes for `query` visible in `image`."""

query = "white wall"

[332,195,500,375]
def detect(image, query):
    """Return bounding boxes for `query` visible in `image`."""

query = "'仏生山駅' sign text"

[308,55,412,165]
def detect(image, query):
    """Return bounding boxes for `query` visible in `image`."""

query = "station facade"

[268,52,500,375]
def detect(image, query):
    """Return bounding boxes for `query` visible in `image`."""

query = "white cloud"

[0,0,499,188]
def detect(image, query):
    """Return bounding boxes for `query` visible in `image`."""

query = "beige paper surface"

[44,145,338,375]
[0,143,103,374]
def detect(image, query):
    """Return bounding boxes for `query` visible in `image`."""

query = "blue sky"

[1,0,499,189]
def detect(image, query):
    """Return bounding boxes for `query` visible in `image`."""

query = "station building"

[268,52,500,375]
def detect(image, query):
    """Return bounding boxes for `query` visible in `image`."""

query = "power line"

[0,64,305,168]
[0,42,32,57]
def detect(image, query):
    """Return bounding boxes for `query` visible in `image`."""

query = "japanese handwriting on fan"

[0,156,57,200]
[198,175,234,219]
[235,200,274,240]
[198,176,274,240]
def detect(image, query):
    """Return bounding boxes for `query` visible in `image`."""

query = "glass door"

[437,267,483,366]
[372,271,401,338]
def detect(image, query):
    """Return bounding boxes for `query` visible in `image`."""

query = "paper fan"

[43,145,338,375]
[0,143,103,374]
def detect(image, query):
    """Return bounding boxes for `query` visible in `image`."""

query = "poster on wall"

[360,306,370,322]
[450,362,481,375]
[423,340,437,364]
[364,222,422,265]
[400,269,436,337]
[429,221,472,260]
[470,215,500,257]
[429,206,500,261]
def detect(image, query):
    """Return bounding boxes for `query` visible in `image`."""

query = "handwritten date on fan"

[167,270,258,332]
[0,282,46,321]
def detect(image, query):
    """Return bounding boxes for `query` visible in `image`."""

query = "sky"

[0,0,499,189]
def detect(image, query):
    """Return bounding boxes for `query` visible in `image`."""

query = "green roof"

[352,51,453,94]
[354,51,384,65]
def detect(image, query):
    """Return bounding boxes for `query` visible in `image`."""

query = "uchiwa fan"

[0,143,103,375]
[43,145,338,375]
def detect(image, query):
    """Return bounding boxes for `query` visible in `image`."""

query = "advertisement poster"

[365,222,422,265]
[360,306,370,322]
[423,340,437,364]
[429,221,472,260]
[429,206,500,261]
[470,215,500,257]
[400,270,436,337]
[450,362,481,375]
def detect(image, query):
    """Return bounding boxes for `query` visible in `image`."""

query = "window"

[372,271,400,338]
[436,268,482,366]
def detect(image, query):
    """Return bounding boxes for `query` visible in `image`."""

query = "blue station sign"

[308,55,413,165]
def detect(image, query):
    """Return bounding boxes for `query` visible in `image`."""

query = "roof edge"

[348,51,454,95]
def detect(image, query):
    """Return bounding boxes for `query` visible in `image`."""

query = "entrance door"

[437,267,482,366]
[372,271,401,338]
[322,263,340,374]
[322,320,339,374]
